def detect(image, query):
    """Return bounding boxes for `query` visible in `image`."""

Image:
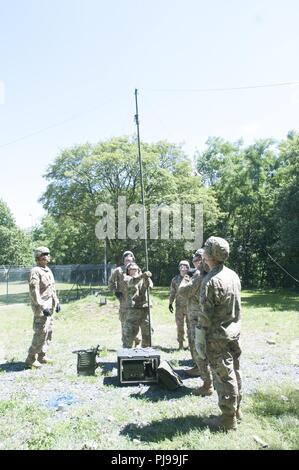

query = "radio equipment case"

[117,347,160,385]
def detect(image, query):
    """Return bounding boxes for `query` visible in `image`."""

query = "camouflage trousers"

[188,312,213,383]
[206,338,242,417]
[119,308,141,345]
[122,308,151,348]
[27,315,53,358]
[175,306,191,346]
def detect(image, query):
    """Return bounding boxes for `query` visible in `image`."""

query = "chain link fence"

[0,264,115,305]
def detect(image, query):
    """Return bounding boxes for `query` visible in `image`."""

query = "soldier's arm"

[126,273,142,289]
[199,280,216,329]
[169,278,177,304]
[108,269,118,292]
[29,271,44,308]
[177,277,192,298]
[141,276,153,290]
[52,284,59,307]
[187,273,203,298]
[48,270,59,306]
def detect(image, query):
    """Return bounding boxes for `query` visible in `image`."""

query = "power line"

[145,80,299,93]
[1,80,299,149]
[267,252,299,284]
[0,99,112,149]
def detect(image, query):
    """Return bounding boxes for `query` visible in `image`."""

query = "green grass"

[0,288,298,450]
[0,281,98,305]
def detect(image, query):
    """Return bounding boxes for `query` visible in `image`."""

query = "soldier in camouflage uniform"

[108,251,140,346]
[169,260,191,350]
[198,236,242,431]
[25,247,60,369]
[178,251,214,395]
[122,263,153,348]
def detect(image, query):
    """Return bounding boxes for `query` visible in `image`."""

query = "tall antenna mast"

[134,88,152,346]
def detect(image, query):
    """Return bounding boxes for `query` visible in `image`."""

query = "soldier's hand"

[142,271,152,279]
[168,304,174,313]
[55,304,61,313]
[187,268,196,277]
[43,308,52,317]
[115,292,123,300]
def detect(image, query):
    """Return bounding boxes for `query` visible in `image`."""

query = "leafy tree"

[0,199,33,265]
[271,132,299,287]
[196,138,281,287]
[38,136,220,282]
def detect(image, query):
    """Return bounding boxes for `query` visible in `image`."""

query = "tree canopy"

[31,132,299,287]
[0,199,33,266]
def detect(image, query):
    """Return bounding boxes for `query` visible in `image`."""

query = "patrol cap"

[126,262,140,274]
[178,260,190,269]
[34,246,50,258]
[204,236,229,262]
[122,250,135,260]
[193,248,204,259]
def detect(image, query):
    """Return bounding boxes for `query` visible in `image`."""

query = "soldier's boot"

[236,407,243,422]
[37,354,53,364]
[178,341,184,350]
[185,366,201,377]
[25,354,42,369]
[204,414,237,432]
[134,337,141,347]
[193,380,214,396]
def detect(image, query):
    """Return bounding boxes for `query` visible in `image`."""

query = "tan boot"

[38,355,53,364]
[193,381,214,396]
[204,414,237,431]
[25,355,42,369]
[134,337,141,347]
[220,414,238,431]
[185,366,201,377]
[178,341,184,350]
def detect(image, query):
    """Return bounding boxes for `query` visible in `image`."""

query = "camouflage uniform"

[169,275,191,347]
[200,237,242,423]
[27,265,59,363]
[178,271,213,384]
[122,274,153,348]
[108,265,128,343]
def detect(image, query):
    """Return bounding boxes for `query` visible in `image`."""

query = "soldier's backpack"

[157,360,183,391]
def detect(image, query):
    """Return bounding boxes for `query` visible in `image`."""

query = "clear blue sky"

[1,0,299,228]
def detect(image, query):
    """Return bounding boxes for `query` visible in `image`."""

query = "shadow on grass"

[130,384,193,402]
[103,376,119,386]
[154,345,179,353]
[120,414,215,442]
[250,387,299,418]
[242,290,299,312]
[178,359,194,368]
[0,361,27,372]
[0,292,30,305]
[99,361,117,374]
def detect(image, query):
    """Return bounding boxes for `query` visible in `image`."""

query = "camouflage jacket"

[29,266,59,316]
[108,265,128,309]
[123,274,153,309]
[199,264,241,340]
[177,270,203,314]
[108,265,126,293]
[169,274,188,308]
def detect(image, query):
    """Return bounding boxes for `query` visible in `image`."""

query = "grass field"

[0,288,298,450]
[0,281,94,305]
